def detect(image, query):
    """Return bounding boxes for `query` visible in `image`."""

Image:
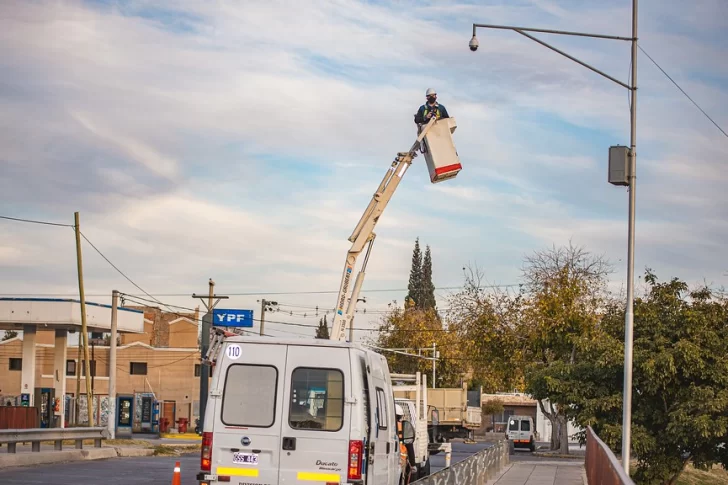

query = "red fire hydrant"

[177,417,189,434]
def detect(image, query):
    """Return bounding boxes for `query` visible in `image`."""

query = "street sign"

[212,308,254,328]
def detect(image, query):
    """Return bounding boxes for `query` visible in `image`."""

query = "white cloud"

[0,0,726,332]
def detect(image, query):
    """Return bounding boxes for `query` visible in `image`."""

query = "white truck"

[392,372,432,480]
[199,116,462,485]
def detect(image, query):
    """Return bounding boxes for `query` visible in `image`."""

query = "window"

[222,364,278,427]
[508,419,519,431]
[194,364,213,377]
[66,360,76,376]
[130,362,147,375]
[376,388,388,430]
[521,420,531,432]
[289,367,344,432]
[81,360,96,376]
[9,358,21,371]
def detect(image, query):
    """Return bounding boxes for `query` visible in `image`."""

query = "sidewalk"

[488,461,584,485]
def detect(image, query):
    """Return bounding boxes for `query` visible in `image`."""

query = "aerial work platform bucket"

[422,117,462,183]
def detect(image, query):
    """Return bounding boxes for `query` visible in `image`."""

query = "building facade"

[0,307,207,431]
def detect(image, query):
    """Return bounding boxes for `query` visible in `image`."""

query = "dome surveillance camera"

[469,35,479,52]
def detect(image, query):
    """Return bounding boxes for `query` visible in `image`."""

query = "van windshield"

[289,368,344,432]
[222,364,278,427]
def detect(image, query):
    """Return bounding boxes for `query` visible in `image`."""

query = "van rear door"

[278,345,351,484]
[213,342,286,484]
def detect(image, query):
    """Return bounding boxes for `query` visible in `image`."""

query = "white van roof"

[220,335,370,351]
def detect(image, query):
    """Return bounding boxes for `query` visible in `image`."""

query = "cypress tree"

[421,245,437,310]
[315,315,330,339]
[406,238,423,308]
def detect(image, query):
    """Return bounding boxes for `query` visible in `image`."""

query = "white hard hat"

[395,403,404,416]
[426,88,437,96]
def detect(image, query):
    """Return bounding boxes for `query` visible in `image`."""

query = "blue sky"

[0,0,726,340]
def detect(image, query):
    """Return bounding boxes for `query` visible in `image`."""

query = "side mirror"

[402,420,415,445]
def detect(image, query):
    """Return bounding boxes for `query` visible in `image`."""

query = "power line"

[0,215,72,227]
[639,44,728,139]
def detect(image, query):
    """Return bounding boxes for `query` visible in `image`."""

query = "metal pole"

[74,212,94,427]
[621,0,638,474]
[260,299,266,336]
[199,279,214,428]
[432,343,437,389]
[108,290,119,439]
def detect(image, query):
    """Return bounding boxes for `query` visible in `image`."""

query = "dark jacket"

[414,102,450,124]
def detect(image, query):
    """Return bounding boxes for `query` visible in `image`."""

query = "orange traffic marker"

[172,461,181,485]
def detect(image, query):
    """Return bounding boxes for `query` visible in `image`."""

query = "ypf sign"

[212,308,254,328]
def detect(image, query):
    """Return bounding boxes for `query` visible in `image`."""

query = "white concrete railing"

[0,427,110,453]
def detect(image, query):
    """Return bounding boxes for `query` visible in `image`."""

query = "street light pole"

[470,0,638,473]
[622,0,639,471]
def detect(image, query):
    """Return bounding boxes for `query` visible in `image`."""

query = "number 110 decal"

[226,344,242,360]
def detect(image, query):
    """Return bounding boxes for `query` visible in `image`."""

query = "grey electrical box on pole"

[609,145,630,186]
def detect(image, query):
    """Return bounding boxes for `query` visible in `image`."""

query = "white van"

[506,415,535,451]
[196,336,415,485]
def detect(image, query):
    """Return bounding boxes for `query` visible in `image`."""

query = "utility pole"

[73,212,94,427]
[75,339,81,425]
[258,299,278,336]
[192,279,228,429]
[108,290,119,439]
[432,342,437,389]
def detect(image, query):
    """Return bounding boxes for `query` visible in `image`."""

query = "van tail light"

[201,432,213,471]
[347,440,363,481]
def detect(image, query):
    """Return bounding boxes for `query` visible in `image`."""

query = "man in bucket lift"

[414,88,450,152]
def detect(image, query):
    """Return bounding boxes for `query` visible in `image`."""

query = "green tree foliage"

[376,304,465,388]
[406,238,423,308]
[315,315,330,339]
[539,271,728,484]
[421,245,437,311]
[2,330,18,341]
[450,243,610,453]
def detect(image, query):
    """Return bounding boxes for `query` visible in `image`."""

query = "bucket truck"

[329,116,462,342]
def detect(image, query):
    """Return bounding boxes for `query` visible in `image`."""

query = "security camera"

[469,35,479,52]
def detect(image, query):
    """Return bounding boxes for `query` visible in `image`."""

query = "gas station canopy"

[0,298,144,333]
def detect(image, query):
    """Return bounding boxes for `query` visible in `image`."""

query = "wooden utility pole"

[108,290,119,438]
[74,212,94,427]
[192,280,228,428]
[259,299,278,336]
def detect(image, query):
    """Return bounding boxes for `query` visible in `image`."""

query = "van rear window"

[509,420,519,431]
[521,420,530,431]
[222,364,278,428]
[289,368,344,432]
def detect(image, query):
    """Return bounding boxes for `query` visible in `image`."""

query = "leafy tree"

[482,398,505,432]
[406,238,423,308]
[315,315,330,339]
[540,271,728,484]
[2,330,18,341]
[376,304,465,387]
[421,245,437,311]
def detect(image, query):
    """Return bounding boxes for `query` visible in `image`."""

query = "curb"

[532,452,585,460]
[0,446,156,469]
[160,433,202,441]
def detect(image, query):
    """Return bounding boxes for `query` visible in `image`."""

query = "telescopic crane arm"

[329,117,438,342]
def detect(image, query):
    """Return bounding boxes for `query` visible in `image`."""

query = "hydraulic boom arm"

[329,118,438,341]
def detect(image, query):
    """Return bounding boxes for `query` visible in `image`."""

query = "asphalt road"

[0,441,492,484]
[0,453,202,485]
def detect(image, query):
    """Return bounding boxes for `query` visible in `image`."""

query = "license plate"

[232,452,259,465]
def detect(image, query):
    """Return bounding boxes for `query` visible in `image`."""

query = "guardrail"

[585,426,635,485]
[0,427,110,453]
[413,440,509,485]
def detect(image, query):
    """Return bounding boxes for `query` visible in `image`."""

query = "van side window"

[521,420,530,431]
[289,368,344,432]
[376,388,388,430]
[221,364,278,428]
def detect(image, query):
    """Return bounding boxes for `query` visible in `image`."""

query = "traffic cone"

[172,461,181,485]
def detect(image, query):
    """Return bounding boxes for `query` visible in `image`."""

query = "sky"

[1,0,726,341]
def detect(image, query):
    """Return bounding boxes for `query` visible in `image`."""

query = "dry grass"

[152,444,201,456]
[677,464,728,485]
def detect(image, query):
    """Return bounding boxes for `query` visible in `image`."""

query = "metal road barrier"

[0,427,110,453]
[585,426,635,485]
[413,441,509,485]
